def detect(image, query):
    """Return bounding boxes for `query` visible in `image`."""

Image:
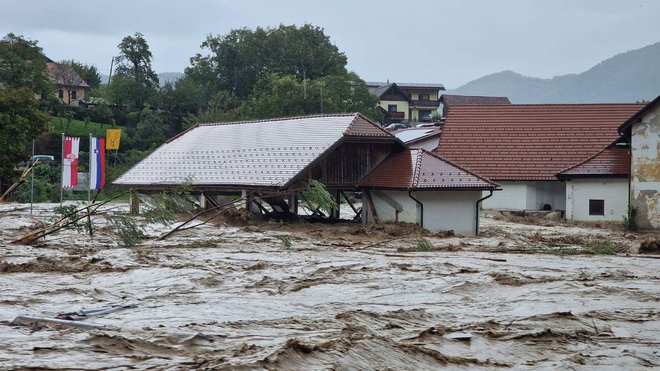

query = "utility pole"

[107,56,115,85]
[303,69,307,99]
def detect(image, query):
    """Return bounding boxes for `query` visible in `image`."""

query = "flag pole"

[87,133,93,238]
[88,133,92,203]
[60,133,64,206]
[30,139,35,214]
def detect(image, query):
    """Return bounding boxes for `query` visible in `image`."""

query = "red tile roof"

[343,113,395,137]
[435,104,644,181]
[115,113,397,188]
[557,147,630,178]
[359,148,498,190]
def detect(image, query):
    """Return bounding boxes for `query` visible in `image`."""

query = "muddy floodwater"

[1,203,659,369]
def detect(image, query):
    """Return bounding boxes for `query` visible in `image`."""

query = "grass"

[278,235,294,248]
[49,117,127,138]
[397,238,437,253]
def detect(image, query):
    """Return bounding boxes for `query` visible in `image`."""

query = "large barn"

[115,113,498,234]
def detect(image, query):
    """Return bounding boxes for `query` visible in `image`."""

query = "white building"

[359,148,499,236]
[436,103,645,211]
[618,96,660,230]
[557,146,630,222]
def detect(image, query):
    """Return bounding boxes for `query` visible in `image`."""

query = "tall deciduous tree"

[0,88,49,178]
[68,60,102,90]
[187,24,347,101]
[247,72,382,121]
[0,34,50,180]
[0,33,53,97]
[110,32,159,110]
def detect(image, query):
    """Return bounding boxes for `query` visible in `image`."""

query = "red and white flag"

[62,136,80,189]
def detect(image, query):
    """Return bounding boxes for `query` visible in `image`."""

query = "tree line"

[0,24,381,197]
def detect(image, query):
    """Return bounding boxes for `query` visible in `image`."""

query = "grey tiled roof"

[114,113,394,188]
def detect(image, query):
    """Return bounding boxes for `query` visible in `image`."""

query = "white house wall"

[482,181,565,210]
[481,182,528,210]
[565,178,629,221]
[363,190,481,236]
[630,104,660,229]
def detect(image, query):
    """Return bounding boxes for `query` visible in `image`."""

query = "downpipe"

[408,191,423,229]
[475,189,494,236]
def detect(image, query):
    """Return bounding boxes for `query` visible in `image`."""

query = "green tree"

[0,88,49,178]
[110,32,159,110]
[68,60,102,90]
[0,33,53,97]
[187,24,347,101]
[247,72,382,121]
[131,107,166,149]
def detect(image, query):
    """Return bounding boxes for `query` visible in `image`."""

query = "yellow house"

[46,59,89,106]
[368,82,445,125]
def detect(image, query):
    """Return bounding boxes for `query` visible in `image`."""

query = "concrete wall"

[363,190,482,236]
[630,104,660,229]
[565,178,628,221]
[482,181,565,210]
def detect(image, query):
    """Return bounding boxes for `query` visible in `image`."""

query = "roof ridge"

[410,149,424,189]
[198,112,359,126]
[346,112,396,138]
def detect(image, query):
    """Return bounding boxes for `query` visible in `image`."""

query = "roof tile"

[115,113,394,188]
[360,149,497,190]
[436,104,644,180]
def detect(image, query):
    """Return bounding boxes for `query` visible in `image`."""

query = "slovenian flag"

[62,136,80,189]
[89,137,105,190]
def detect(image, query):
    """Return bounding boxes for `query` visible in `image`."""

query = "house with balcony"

[367,82,445,125]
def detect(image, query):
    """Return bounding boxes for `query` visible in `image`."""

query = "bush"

[591,240,616,255]
[10,163,61,203]
[623,205,638,231]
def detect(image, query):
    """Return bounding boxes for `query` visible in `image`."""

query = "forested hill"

[449,41,660,103]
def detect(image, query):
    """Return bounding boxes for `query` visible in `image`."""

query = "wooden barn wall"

[307,142,395,189]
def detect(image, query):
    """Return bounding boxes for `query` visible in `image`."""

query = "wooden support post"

[129,190,139,215]
[199,192,207,209]
[365,191,379,224]
[341,192,361,222]
[334,190,341,219]
[288,194,298,214]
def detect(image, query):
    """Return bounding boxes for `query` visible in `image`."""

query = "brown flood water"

[0,203,658,369]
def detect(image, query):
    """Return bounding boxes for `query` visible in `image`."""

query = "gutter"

[475,189,494,236]
[408,191,424,229]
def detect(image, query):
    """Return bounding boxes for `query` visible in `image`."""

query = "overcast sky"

[1,0,659,88]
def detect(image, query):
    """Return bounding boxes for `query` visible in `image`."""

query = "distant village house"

[367,82,445,125]
[46,58,89,106]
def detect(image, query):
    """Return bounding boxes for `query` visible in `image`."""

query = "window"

[70,89,77,100]
[589,199,604,216]
[388,104,397,112]
[419,93,430,101]
[58,89,64,99]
